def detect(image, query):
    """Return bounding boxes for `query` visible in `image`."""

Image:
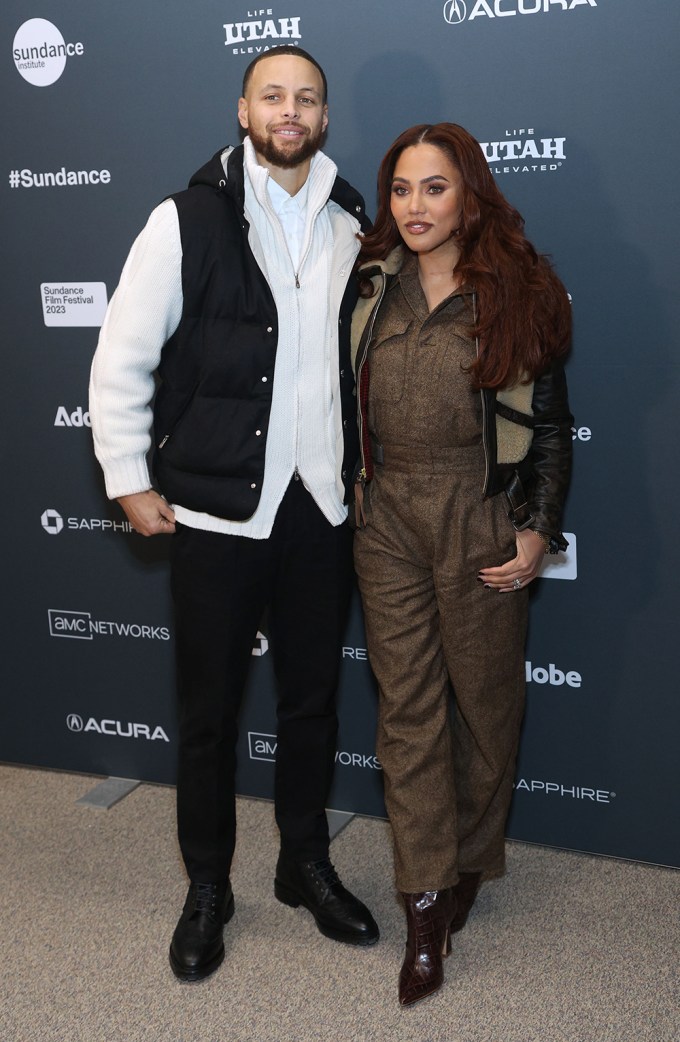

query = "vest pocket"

[157,397,265,477]
[156,383,199,450]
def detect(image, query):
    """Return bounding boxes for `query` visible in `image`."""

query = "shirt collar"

[267,173,309,216]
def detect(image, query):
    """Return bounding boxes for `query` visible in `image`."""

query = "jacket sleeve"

[526,360,573,547]
[89,199,183,499]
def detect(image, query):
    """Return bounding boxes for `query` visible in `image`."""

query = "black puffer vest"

[152,145,369,520]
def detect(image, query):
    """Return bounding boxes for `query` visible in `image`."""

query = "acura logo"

[67,713,84,732]
[443,0,467,23]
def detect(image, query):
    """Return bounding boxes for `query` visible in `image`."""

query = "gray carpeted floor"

[1,764,677,1042]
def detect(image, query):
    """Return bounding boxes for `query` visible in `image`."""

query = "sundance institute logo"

[13,18,84,87]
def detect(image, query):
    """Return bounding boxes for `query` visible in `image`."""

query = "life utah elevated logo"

[223,7,302,55]
[443,0,597,25]
[480,128,566,176]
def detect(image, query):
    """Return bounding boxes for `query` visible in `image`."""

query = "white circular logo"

[67,713,84,732]
[41,508,64,535]
[13,19,68,87]
[443,0,467,24]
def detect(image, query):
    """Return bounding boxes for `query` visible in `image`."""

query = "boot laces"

[193,883,219,915]
[310,859,340,889]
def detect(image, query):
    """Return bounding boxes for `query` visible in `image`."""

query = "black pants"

[170,479,353,883]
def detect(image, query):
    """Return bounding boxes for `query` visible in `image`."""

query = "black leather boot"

[169,881,234,982]
[275,854,379,946]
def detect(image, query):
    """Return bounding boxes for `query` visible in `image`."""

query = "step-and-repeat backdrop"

[2,0,678,868]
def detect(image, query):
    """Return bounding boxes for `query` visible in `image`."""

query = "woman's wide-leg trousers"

[354,445,528,893]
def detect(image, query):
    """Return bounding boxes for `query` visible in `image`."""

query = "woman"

[352,124,572,1006]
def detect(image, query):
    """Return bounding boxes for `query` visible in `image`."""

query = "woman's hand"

[478,529,546,593]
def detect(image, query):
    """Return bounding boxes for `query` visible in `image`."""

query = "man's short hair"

[241,46,328,104]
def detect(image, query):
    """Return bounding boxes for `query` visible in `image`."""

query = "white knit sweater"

[89,139,362,537]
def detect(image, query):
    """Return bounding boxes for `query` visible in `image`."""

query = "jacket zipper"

[355,272,388,480]
[289,192,327,470]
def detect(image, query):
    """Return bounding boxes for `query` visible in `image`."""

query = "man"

[89,46,378,983]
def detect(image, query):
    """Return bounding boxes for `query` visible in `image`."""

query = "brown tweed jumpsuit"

[353,257,528,893]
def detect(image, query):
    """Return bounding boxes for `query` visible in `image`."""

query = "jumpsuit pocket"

[485,488,521,566]
[369,320,412,403]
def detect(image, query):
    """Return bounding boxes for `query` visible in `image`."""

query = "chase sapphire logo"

[41,508,64,534]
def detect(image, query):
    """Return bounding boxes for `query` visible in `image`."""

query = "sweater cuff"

[101,454,153,501]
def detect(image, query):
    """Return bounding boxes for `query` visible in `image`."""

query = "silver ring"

[512,578,522,590]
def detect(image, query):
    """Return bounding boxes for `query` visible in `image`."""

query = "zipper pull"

[295,273,300,288]
[158,434,170,449]
[354,479,367,529]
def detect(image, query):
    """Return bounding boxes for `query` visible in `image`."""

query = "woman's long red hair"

[358,123,571,389]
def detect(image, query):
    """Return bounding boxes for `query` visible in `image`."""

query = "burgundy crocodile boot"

[450,872,482,933]
[398,888,457,1006]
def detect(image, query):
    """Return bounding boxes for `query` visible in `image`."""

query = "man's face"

[238,55,328,170]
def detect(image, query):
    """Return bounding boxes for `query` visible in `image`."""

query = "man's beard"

[248,122,324,169]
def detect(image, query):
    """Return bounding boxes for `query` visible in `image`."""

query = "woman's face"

[390,143,463,259]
